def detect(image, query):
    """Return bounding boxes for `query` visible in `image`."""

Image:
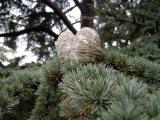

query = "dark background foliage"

[0,0,160,65]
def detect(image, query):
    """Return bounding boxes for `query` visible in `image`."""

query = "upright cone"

[55,27,102,64]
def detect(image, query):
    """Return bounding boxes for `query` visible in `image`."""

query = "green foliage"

[96,0,160,48]
[59,64,116,119]
[0,67,14,79]
[146,90,160,119]
[101,97,148,120]
[113,79,148,101]
[0,46,11,64]
[60,60,82,74]
[1,1,160,119]
[29,59,62,120]
[0,47,9,62]
[121,35,160,63]
[0,67,40,120]
[0,51,160,120]
[58,63,156,119]
[102,48,160,84]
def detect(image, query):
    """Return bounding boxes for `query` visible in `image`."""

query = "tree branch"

[64,5,76,14]
[62,20,81,32]
[0,26,58,39]
[72,0,86,14]
[105,11,148,27]
[41,0,77,34]
[30,11,55,17]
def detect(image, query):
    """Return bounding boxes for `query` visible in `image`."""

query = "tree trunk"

[81,0,95,28]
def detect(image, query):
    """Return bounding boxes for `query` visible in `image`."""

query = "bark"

[73,0,95,28]
[81,0,95,28]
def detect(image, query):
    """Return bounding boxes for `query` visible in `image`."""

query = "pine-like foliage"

[0,47,10,62]
[29,59,62,120]
[102,49,160,84]
[121,36,160,64]
[0,49,160,120]
[0,67,40,120]
[59,64,116,119]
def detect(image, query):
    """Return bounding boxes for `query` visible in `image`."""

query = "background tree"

[0,0,95,62]
[96,0,160,45]
[96,0,160,63]
[0,0,160,64]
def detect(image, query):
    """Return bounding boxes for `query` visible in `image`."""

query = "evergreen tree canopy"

[0,0,95,61]
[0,0,159,62]
[97,0,160,47]
[0,1,160,119]
[0,50,160,119]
